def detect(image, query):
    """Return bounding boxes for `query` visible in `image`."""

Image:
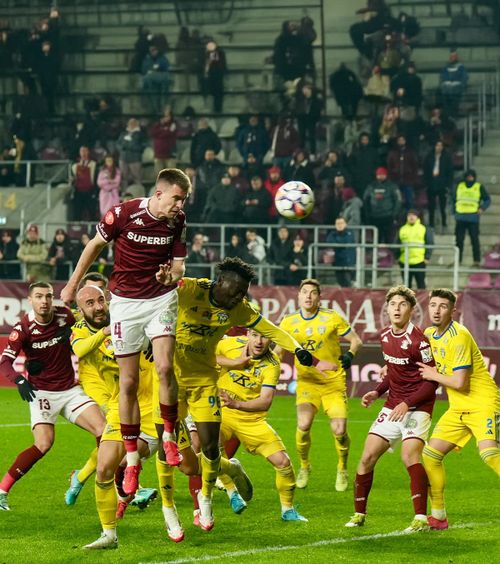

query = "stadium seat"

[495,274,500,288]
[227,147,242,164]
[466,272,492,289]
[483,250,500,269]
[377,248,395,269]
[218,117,238,139]
[179,146,191,164]
[142,147,154,164]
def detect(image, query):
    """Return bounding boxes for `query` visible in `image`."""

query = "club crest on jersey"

[318,325,326,334]
[217,312,229,324]
[406,418,418,429]
[306,327,313,336]
[9,330,19,341]
[115,339,124,352]
[105,211,114,225]
[400,339,410,350]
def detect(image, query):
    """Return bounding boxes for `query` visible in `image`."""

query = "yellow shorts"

[102,407,158,456]
[296,378,347,419]
[79,372,112,413]
[178,384,221,424]
[220,409,285,458]
[431,408,500,449]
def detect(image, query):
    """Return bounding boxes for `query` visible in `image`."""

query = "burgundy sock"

[120,423,140,453]
[224,437,241,459]
[407,463,428,515]
[0,445,44,493]
[189,475,202,509]
[354,471,374,514]
[114,465,127,498]
[160,402,178,434]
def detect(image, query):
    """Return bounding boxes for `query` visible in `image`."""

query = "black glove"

[295,348,313,367]
[339,351,354,370]
[25,359,44,376]
[15,376,37,402]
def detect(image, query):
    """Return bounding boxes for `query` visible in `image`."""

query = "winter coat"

[387,146,419,186]
[149,119,178,159]
[285,159,316,188]
[326,229,356,266]
[341,196,363,226]
[440,62,468,95]
[270,122,300,158]
[390,71,422,107]
[329,65,363,107]
[203,182,242,222]
[273,24,310,81]
[190,128,221,167]
[17,238,50,281]
[349,143,379,195]
[97,167,121,216]
[363,179,401,219]
[117,128,146,163]
[423,149,454,193]
[236,124,269,162]
[242,188,272,224]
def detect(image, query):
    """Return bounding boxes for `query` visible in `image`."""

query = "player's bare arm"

[220,387,275,413]
[156,259,186,286]
[361,390,379,408]
[216,345,251,370]
[61,233,108,304]
[418,362,470,391]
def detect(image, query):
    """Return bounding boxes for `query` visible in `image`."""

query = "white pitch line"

[0,421,69,428]
[146,521,498,564]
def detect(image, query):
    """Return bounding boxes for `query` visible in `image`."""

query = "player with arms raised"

[0,282,105,511]
[345,285,437,532]
[61,168,191,496]
[419,288,500,530]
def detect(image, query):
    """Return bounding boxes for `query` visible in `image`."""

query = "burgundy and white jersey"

[1,306,76,392]
[96,198,187,299]
[380,322,436,415]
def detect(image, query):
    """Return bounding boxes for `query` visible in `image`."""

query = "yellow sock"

[156,456,175,508]
[275,464,295,510]
[334,433,351,471]
[200,451,220,498]
[480,447,500,476]
[95,478,116,529]
[77,447,98,484]
[422,445,446,512]
[296,428,311,468]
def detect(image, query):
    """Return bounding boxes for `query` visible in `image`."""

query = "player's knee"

[34,438,53,454]
[96,464,114,482]
[120,374,139,396]
[297,420,312,432]
[359,451,377,470]
[155,359,174,381]
[400,451,419,467]
[273,451,291,469]
[202,444,219,460]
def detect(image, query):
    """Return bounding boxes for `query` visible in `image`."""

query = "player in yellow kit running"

[175,257,313,531]
[278,279,363,491]
[217,330,307,522]
[418,288,500,530]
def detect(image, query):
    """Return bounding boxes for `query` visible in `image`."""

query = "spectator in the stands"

[149,106,178,175]
[268,114,301,170]
[454,169,491,266]
[341,188,363,229]
[364,65,391,112]
[318,150,348,186]
[196,148,225,216]
[228,164,249,194]
[349,0,392,60]
[285,149,316,188]
[97,155,121,217]
[264,166,285,219]
[203,171,242,223]
[293,83,323,157]
[378,104,399,156]
[245,228,267,264]
[141,44,170,114]
[326,217,356,287]
[0,229,20,279]
[391,61,422,113]
[203,40,226,113]
[129,26,152,73]
[236,115,269,164]
[0,146,15,187]
[289,234,308,286]
[35,40,59,115]
[395,210,433,289]
[426,105,458,148]
[175,26,199,94]
[242,153,266,182]
[387,133,419,211]
[117,118,146,188]
[48,228,72,281]
[423,140,454,231]
[17,224,50,283]
[268,226,294,285]
[363,166,401,244]
[242,176,272,224]
[299,16,316,76]
[349,132,379,196]
[440,50,468,117]
[376,33,403,77]
[329,63,363,121]
[226,233,249,260]
[71,146,97,221]
[10,110,35,186]
[273,21,311,83]
[186,232,211,278]
[190,117,221,167]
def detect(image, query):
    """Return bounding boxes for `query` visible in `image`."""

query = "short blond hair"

[299,278,321,293]
[156,168,192,193]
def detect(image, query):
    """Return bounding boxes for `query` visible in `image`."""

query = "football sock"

[480,447,500,476]
[114,465,127,498]
[422,445,446,514]
[354,471,373,514]
[224,437,241,459]
[95,478,117,529]
[160,402,178,435]
[121,423,141,466]
[77,447,98,484]
[156,456,175,508]
[407,463,428,516]
[218,472,236,496]
[275,464,296,510]
[334,433,351,471]
[0,445,44,493]
[296,428,311,468]
[189,475,202,509]
[200,451,220,497]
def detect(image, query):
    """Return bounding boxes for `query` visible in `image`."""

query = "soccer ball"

[274,181,315,220]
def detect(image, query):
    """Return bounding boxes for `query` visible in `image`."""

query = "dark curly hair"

[216,256,255,282]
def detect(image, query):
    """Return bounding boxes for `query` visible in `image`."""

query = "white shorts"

[29,385,96,429]
[109,289,178,356]
[369,407,431,449]
[139,432,159,459]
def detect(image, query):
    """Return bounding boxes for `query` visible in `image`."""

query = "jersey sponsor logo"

[303,339,316,351]
[229,372,252,388]
[130,209,147,219]
[383,352,409,365]
[105,211,114,225]
[9,330,19,341]
[306,327,313,336]
[126,232,173,245]
[181,322,218,337]
[32,336,63,349]
[133,218,145,226]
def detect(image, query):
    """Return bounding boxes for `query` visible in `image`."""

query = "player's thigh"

[463,410,500,446]
[72,402,106,436]
[296,381,321,422]
[360,432,390,469]
[144,289,178,342]
[322,382,348,423]
[151,335,175,378]
[79,373,111,410]
[430,409,472,450]
[32,423,55,453]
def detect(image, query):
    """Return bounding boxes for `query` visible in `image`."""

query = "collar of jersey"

[300,308,319,321]
[432,321,454,340]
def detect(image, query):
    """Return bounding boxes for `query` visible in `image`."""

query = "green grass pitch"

[0,388,498,564]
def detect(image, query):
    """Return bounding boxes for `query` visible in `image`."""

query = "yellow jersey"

[175,278,301,387]
[217,336,281,419]
[279,307,351,384]
[425,321,500,411]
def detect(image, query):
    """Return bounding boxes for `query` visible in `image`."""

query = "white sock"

[0,489,7,495]
[431,508,447,520]
[225,487,236,499]
[415,514,427,522]
[162,431,175,442]
[103,528,117,540]
[281,504,293,513]
[126,451,140,466]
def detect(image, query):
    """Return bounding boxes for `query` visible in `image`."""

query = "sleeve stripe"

[71,338,82,345]
[262,384,276,389]
[340,328,352,337]
[453,365,471,371]
[246,314,263,329]
[1,351,16,359]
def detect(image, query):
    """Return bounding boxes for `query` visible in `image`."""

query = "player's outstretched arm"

[361,390,379,408]
[220,387,275,413]
[418,362,470,391]
[61,234,108,305]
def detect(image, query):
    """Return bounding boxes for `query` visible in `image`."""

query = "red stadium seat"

[495,275,500,289]
[466,272,492,289]
[483,250,500,269]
